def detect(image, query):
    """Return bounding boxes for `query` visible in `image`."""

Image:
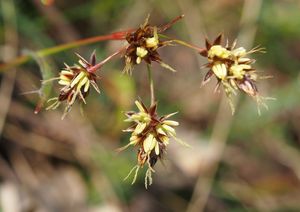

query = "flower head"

[46,52,100,119]
[123,15,184,74]
[119,100,187,188]
[199,34,267,113]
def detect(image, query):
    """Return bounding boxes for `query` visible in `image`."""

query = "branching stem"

[0,30,131,72]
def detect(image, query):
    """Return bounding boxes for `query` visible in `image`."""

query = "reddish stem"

[0,30,132,72]
[87,45,128,73]
[158,14,185,32]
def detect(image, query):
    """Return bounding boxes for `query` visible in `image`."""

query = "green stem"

[172,39,205,52]
[159,34,205,52]
[0,30,131,72]
[147,64,155,105]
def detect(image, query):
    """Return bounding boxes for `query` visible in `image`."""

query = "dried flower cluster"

[118,100,186,188]
[200,34,267,113]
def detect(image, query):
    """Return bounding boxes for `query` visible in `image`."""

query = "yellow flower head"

[46,53,100,119]
[208,45,231,60]
[199,34,267,114]
[119,100,187,188]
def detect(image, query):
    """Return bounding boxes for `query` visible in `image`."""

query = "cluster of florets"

[119,100,185,188]
[200,34,267,113]
[47,53,100,119]
[123,15,182,74]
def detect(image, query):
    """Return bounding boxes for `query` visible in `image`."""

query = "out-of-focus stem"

[0,30,131,72]
[186,96,235,212]
[147,64,155,105]
[186,0,262,211]
[0,0,18,136]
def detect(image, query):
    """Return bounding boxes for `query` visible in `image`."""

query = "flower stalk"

[147,64,155,105]
[158,34,205,52]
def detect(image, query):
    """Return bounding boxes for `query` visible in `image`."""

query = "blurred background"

[1,0,300,211]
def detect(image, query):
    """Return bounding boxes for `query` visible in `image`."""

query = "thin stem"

[0,30,131,72]
[158,14,185,32]
[159,34,205,52]
[147,64,155,105]
[186,96,235,212]
[88,45,128,73]
[0,0,18,135]
[173,39,205,52]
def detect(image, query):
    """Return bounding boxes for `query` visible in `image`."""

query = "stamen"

[124,165,140,185]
